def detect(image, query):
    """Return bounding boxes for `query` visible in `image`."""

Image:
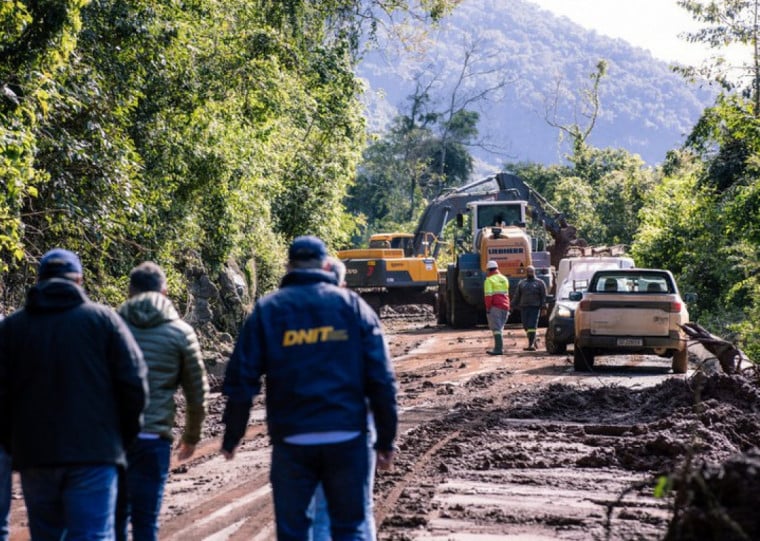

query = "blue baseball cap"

[288,235,327,262]
[38,248,83,280]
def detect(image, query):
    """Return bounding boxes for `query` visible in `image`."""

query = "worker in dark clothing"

[511,265,547,351]
[221,235,398,541]
[0,248,147,540]
[0,312,7,541]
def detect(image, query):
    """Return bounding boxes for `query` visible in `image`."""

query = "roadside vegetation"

[1,0,759,360]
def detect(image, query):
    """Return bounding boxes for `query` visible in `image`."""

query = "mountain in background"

[356,0,717,172]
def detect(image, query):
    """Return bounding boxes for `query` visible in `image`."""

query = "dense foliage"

[0,0,453,314]
[634,97,760,361]
[2,0,759,360]
[346,90,476,239]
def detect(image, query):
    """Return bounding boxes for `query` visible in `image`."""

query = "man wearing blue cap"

[221,236,398,541]
[0,248,148,540]
[0,311,7,541]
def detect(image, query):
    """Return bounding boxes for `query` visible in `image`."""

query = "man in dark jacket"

[0,312,7,541]
[221,236,398,541]
[0,248,147,540]
[511,265,547,351]
[116,262,209,541]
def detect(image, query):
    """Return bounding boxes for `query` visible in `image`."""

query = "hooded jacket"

[118,292,208,444]
[512,276,547,309]
[0,278,147,469]
[222,269,398,452]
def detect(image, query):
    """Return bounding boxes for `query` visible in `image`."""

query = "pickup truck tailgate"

[586,297,673,336]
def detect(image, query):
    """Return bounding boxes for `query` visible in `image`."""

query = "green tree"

[546,59,607,176]
[685,93,760,191]
[723,174,760,359]
[347,89,476,233]
[678,0,760,112]
[1,0,87,273]
[509,148,655,248]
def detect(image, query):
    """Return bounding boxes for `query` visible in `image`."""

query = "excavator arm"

[413,172,585,266]
[412,174,511,258]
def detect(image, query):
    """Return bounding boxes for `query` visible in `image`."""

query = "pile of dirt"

[664,447,760,541]
[380,304,435,319]
[502,373,760,472]
[376,372,760,539]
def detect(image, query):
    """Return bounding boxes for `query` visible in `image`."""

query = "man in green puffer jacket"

[115,262,209,541]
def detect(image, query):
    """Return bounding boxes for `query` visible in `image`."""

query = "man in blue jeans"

[511,265,547,351]
[221,236,398,540]
[0,314,8,541]
[309,257,377,541]
[0,248,148,541]
[116,262,208,541]
[0,440,9,541]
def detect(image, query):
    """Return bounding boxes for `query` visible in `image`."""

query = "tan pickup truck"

[571,268,690,373]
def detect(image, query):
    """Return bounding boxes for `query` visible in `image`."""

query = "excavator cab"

[474,203,525,232]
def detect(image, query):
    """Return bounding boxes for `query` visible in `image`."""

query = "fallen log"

[681,322,749,374]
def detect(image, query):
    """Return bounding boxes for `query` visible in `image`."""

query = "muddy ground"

[7,306,760,540]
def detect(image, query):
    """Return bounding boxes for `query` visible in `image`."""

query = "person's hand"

[176,441,196,461]
[376,449,395,471]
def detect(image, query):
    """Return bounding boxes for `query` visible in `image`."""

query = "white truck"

[544,251,635,354]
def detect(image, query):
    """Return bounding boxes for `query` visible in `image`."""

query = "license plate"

[617,338,643,347]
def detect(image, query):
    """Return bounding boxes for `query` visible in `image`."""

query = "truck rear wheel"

[671,348,688,374]
[573,345,594,371]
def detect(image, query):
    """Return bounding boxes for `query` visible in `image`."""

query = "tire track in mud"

[160,429,272,540]
[159,320,495,540]
[377,412,672,540]
[373,429,462,528]
[162,474,271,540]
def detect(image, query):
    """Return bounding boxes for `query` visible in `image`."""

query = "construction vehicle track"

[8,310,760,540]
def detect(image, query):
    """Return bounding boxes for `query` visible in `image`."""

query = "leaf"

[653,475,671,498]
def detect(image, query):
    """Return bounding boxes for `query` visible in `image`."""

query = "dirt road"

[8,309,760,540]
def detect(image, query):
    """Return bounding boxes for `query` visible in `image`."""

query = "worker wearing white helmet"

[483,260,510,355]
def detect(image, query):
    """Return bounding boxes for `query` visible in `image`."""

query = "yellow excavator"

[336,232,439,312]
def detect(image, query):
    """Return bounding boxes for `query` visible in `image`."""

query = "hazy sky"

[529,0,716,66]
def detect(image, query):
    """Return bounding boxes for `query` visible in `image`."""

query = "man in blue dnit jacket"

[221,235,397,541]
